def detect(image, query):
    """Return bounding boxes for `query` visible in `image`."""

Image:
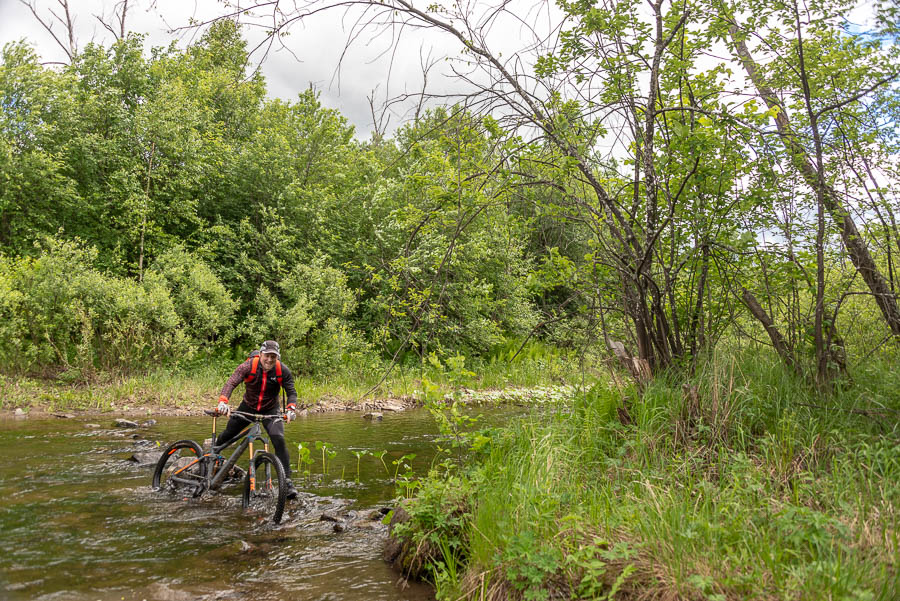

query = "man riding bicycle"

[216,340,299,500]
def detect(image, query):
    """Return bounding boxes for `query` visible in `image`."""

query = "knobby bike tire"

[242,451,287,524]
[152,439,207,497]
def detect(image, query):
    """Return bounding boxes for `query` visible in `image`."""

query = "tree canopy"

[1,5,899,386]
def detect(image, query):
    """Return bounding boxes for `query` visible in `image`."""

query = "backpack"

[244,355,283,386]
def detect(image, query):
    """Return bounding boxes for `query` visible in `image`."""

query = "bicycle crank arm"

[169,475,206,494]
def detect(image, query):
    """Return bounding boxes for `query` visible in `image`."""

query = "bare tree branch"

[19,0,78,62]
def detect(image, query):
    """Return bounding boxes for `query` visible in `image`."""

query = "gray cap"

[259,340,281,358]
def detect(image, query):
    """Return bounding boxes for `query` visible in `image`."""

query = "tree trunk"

[741,287,796,371]
[138,142,155,283]
[728,23,900,338]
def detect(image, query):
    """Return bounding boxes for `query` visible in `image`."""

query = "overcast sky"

[0,0,482,138]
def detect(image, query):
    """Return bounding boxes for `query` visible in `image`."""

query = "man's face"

[260,352,278,371]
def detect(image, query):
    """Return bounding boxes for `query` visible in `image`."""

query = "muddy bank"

[2,394,422,419]
[2,385,575,420]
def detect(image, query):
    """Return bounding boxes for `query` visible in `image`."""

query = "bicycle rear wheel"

[242,451,287,524]
[152,440,207,497]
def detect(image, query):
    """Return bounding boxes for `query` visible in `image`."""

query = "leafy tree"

[361,108,538,360]
[0,42,79,254]
[246,256,372,374]
[0,237,184,374]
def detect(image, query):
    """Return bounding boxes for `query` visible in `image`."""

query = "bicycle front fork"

[247,442,272,493]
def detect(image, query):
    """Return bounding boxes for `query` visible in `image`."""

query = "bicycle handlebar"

[205,408,284,422]
[232,410,284,422]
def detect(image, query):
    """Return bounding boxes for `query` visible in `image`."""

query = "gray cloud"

[0,0,473,138]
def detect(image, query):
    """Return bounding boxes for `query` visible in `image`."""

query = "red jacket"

[220,358,298,412]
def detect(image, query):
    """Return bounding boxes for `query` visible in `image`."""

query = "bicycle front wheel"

[152,439,207,497]
[242,451,287,524]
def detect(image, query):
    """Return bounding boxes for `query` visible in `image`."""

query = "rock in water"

[147,582,194,601]
[382,506,409,563]
[128,451,163,466]
[114,419,139,428]
[369,507,391,521]
[363,412,383,420]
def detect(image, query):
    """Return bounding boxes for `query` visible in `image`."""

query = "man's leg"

[263,417,297,499]
[269,435,292,478]
[262,418,291,478]
[215,415,247,447]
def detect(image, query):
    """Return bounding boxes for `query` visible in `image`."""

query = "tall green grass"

[399,350,900,600]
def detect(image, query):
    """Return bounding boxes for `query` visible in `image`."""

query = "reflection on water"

[0,408,522,601]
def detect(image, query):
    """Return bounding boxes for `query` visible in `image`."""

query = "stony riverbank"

[2,384,576,419]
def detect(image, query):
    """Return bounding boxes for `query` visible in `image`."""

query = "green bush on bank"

[0,239,382,379]
[397,351,900,600]
[0,238,186,374]
[147,245,238,347]
[246,255,374,374]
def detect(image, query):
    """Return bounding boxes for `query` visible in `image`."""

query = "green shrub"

[147,245,238,346]
[0,237,185,374]
[389,469,474,595]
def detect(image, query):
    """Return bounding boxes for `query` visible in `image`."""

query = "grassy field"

[393,351,900,600]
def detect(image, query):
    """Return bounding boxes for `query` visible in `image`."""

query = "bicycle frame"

[209,411,277,491]
[167,411,278,494]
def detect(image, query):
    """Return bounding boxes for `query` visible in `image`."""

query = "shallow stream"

[0,408,518,601]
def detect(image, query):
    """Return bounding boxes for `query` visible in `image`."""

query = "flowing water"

[0,408,519,601]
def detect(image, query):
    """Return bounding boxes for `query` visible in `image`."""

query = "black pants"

[215,404,291,479]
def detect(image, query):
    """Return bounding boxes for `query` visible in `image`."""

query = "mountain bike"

[151,410,288,524]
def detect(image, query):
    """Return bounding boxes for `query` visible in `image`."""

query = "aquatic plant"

[351,449,370,482]
[392,453,416,482]
[314,441,337,475]
[374,449,389,475]
[296,443,313,484]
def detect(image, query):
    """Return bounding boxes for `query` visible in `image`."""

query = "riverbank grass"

[398,352,900,600]
[0,345,578,413]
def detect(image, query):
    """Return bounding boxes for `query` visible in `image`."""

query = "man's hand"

[217,396,229,415]
[286,403,297,422]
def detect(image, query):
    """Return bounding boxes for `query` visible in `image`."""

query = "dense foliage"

[0,23,541,375]
[2,2,900,388]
